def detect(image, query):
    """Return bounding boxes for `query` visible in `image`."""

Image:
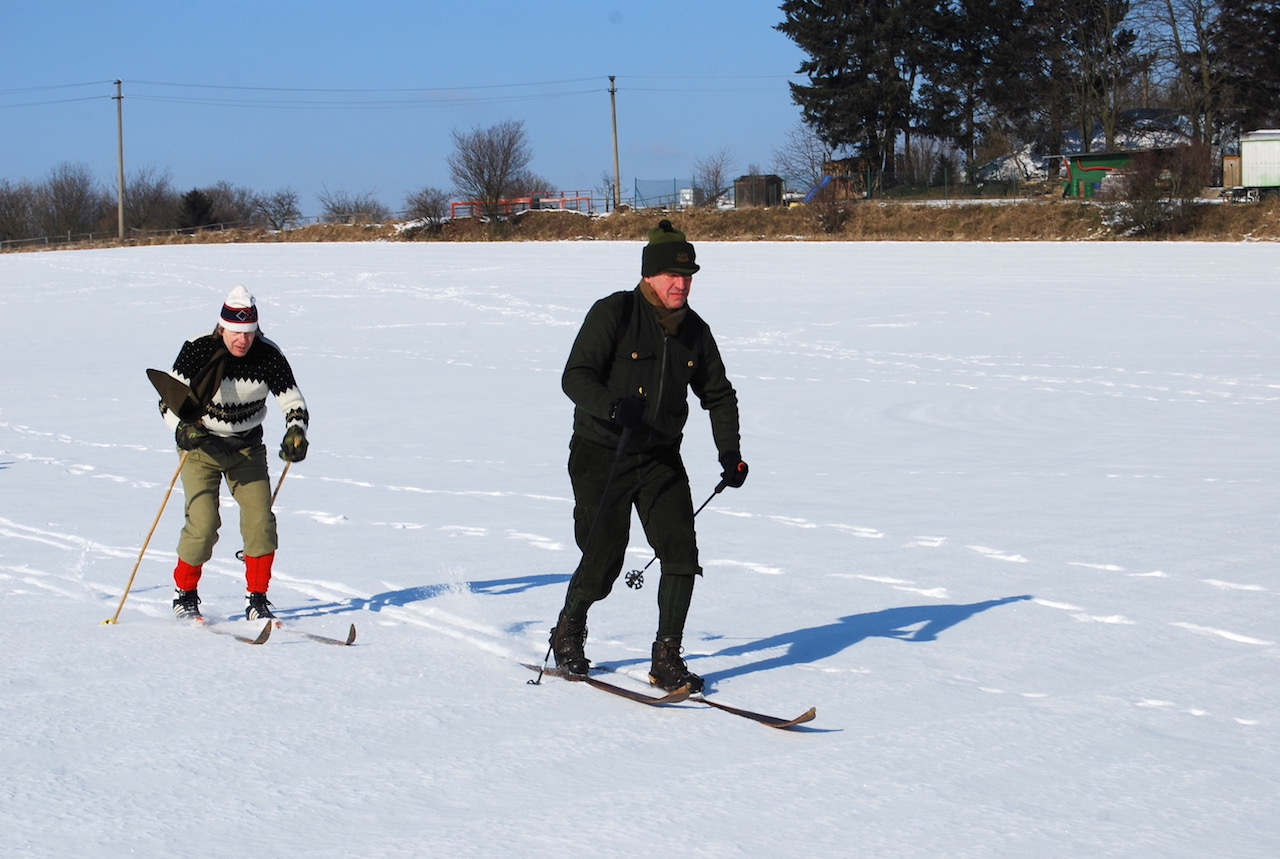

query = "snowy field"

[1,239,1277,857]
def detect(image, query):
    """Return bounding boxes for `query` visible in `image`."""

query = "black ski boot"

[245,592,276,621]
[649,637,703,693]
[549,611,590,677]
[172,588,201,620]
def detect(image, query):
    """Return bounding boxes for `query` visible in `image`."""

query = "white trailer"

[1226,129,1280,201]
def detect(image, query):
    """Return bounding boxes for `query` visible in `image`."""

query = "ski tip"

[786,706,818,727]
[249,620,273,644]
[665,684,694,704]
[345,624,357,645]
[758,706,817,729]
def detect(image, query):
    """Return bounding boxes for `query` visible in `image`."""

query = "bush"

[1100,144,1212,236]
[403,186,452,234]
[317,187,390,224]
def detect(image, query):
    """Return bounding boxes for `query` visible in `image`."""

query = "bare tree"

[0,179,39,242]
[317,186,390,224]
[595,169,618,211]
[404,185,452,231]
[1131,0,1222,143]
[1100,142,1211,235]
[771,123,838,196]
[691,148,734,207]
[38,162,111,241]
[255,187,302,230]
[508,170,551,199]
[903,136,960,187]
[205,180,258,226]
[123,166,178,232]
[447,119,535,219]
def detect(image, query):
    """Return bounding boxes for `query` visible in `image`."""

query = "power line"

[0,74,802,112]
[0,81,115,109]
[128,89,603,111]
[0,95,108,109]
[127,76,603,93]
[0,81,113,95]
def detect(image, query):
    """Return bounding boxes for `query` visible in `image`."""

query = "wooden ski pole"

[271,460,291,507]
[103,451,188,624]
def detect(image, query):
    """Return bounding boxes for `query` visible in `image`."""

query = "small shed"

[1059,150,1141,198]
[733,174,785,207]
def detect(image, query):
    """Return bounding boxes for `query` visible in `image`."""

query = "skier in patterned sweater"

[159,286,309,621]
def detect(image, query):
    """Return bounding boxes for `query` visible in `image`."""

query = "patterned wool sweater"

[160,331,309,444]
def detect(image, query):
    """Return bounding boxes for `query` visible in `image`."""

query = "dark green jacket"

[562,286,740,456]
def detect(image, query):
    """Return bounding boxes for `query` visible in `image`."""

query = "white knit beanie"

[219,285,259,332]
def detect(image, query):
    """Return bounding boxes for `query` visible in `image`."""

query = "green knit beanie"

[641,219,700,276]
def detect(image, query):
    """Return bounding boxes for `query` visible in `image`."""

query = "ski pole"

[624,478,728,590]
[271,460,291,507]
[103,451,188,624]
[532,426,633,684]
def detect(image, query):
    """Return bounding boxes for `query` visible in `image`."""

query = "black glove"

[280,426,308,462]
[719,451,748,488]
[175,421,211,452]
[610,394,647,429]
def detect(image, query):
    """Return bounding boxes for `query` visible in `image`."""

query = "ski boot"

[649,637,703,693]
[549,611,591,677]
[245,592,276,621]
[172,588,202,620]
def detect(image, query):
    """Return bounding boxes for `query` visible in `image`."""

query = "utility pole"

[114,80,125,241]
[609,76,621,210]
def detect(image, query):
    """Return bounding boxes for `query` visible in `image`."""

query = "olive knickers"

[176,444,278,566]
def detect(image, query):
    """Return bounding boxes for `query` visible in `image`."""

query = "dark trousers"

[564,436,700,639]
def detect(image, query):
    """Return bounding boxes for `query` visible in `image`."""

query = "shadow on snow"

[279,574,1030,685]
[280,572,570,620]
[694,595,1034,683]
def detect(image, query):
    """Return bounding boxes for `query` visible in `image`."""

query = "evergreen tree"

[776,0,927,188]
[1022,0,1082,171]
[917,0,1037,181]
[1213,0,1280,134]
[178,189,217,230]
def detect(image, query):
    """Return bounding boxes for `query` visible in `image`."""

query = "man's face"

[221,327,256,357]
[645,272,693,310]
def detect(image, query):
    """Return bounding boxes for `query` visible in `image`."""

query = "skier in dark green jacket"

[552,220,748,693]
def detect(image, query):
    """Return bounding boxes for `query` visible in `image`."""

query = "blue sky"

[1,1,808,216]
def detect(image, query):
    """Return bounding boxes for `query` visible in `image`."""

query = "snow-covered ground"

[2,239,1277,857]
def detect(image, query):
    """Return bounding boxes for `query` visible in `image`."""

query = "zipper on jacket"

[656,334,669,408]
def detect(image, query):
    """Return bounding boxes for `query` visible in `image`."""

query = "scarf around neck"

[187,338,232,415]
[639,280,687,336]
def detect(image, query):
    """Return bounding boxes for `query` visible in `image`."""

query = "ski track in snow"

[7,472,1272,737]
[3,414,1274,668]
[4,375,1276,666]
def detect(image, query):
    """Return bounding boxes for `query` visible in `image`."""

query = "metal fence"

[633,178,696,209]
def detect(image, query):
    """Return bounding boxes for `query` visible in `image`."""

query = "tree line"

[1,113,773,246]
[0,161,457,246]
[776,0,1280,188]
[0,120,557,245]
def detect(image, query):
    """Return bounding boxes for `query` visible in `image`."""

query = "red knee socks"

[173,558,203,591]
[244,551,275,593]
